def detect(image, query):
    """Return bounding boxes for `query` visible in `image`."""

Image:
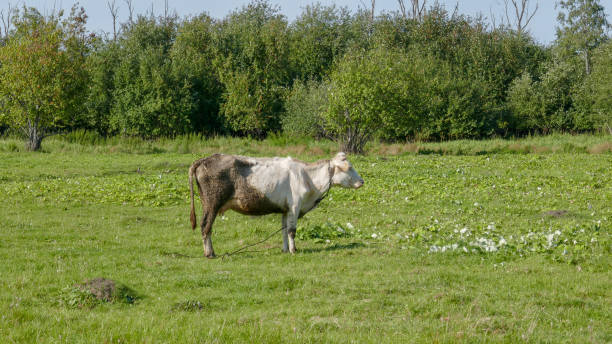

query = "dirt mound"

[80,278,117,302]
[77,278,138,304]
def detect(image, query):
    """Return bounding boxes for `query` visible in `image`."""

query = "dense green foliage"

[0,136,610,342]
[0,0,611,151]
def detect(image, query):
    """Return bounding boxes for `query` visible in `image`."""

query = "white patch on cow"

[246,157,296,208]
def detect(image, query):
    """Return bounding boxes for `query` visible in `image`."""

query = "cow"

[189,152,364,258]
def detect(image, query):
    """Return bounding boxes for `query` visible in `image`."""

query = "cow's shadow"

[299,242,365,254]
[162,242,365,259]
[159,251,201,259]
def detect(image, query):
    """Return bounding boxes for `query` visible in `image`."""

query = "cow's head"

[331,152,364,189]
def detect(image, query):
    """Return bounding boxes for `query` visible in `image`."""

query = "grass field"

[0,135,610,343]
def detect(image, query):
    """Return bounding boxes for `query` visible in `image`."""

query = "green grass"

[0,135,610,343]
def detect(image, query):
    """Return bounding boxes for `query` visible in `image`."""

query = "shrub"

[572,41,612,133]
[324,47,425,153]
[508,59,582,133]
[282,79,329,138]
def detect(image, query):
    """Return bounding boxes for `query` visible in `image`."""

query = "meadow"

[0,134,610,343]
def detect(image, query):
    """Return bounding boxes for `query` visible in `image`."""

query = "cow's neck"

[305,160,334,196]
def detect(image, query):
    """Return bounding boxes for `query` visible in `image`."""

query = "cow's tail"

[189,163,198,230]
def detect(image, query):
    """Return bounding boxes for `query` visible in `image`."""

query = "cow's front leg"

[286,210,299,254]
[282,214,289,253]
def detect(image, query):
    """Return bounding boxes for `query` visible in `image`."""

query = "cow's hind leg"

[282,214,289,253]
[286,209,299,254]
[200,210,217,258]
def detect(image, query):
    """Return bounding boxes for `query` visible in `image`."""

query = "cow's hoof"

[205,253,216,259]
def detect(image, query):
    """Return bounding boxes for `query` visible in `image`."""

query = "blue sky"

[3,0,612,45]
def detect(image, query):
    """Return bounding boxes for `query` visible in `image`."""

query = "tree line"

[0,0,610,152]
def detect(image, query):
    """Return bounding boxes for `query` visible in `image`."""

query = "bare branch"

[123,0,133,23]
[451,1,459,21]
[371,0,376,22]
[107,0,119,41]
[409,0,427,21]
[359,0,375,22]
[504,0,511,29]
[505,0,539,36]
[490,6,497,29]
[522,0,539,31]
[1,2,15,39]
[398,0,407,18]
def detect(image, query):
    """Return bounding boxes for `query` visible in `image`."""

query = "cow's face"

[331,152,364,189]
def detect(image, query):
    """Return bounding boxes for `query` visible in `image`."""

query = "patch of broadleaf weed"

[2,173,186,206]
[297,222,354,242]
[416,221,609,266]
[59,286,101,309]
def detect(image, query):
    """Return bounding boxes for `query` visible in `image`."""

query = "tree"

[214,0,290,137]
[0,6,90,151]
[556,0,610,75]
[84,38,120,135]
[288,4,352,81]
[171,14,223,135]
[108,15,194,137]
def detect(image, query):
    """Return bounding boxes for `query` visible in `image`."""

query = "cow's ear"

[332,152,349,171]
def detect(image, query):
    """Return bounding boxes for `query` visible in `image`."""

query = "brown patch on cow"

[543,210,569,218]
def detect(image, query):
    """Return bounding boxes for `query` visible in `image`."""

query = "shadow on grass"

[159,251,202,259]
[162,242,365,260]
[300,242,365,254]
